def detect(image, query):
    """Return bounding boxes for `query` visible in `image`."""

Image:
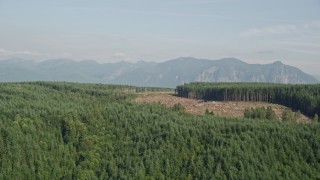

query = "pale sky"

[0,0,320,75]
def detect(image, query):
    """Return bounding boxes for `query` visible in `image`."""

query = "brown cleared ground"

[135,93,312,123]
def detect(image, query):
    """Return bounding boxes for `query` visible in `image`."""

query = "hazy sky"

[0,0,319,74]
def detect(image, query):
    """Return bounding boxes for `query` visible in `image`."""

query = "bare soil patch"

[135,93,312,123]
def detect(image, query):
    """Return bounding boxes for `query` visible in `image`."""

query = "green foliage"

[281,109,303,122]
[314,114,319,123]
[0,82,319,179]
[205,109,215,115]
[172,103,185,111]
[244,106,277,120]
[282,110,293,122]
[280,110,302,122]
[266,106,277,120]
[294,110,301,121]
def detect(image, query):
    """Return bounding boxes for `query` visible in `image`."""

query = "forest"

[176,82,320,118]
[0,82,319,179]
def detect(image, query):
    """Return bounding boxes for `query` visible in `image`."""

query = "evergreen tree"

[294,111,301,122]
[313,114,319,123]
[282,110,293,122]
[244,108,252,118]
[0,82,319,179]
[266,106,277,120]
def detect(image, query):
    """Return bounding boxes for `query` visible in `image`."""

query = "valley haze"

[0,57,317,88]
[1,0,319,76]
[1,0,320,179]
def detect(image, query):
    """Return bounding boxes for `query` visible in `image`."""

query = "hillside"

[0,57,318,87]
[176,82,320,118]
[135,93,311,123]
[0,82,319,179]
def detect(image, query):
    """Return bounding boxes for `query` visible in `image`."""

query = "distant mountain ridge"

[0,57,318,87]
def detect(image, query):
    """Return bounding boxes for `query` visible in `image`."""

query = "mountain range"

[0,57,318,87]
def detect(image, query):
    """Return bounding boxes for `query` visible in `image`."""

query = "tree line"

[176,82,320,118]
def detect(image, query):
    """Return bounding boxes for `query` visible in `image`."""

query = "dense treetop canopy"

[0,82,319,179]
